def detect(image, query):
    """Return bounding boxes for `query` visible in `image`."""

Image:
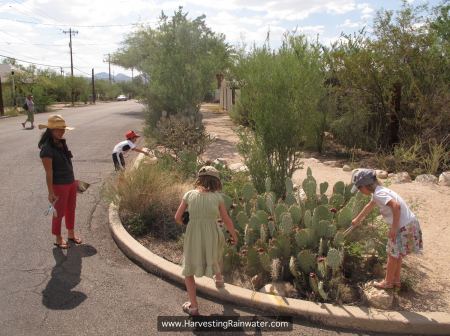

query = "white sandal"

[213,275,225,287]
[182,302,199,315]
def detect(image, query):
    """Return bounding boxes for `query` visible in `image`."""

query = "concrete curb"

[108,154,450,335]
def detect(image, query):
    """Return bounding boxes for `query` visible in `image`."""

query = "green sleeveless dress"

[181,190,225,278]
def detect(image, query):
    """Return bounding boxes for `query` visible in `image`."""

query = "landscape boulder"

[363,282,394,310]
[342,165,352,172]
[228,163,248,172]
[260,281,291,297]
[415,174,438,184]
[376,170,388,179]
[439,172,450,186]
[394,172,412,183]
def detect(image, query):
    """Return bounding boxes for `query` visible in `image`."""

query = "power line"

[0,17,140,27]
[0,30,69,54]
[0,42,119,46]
[0,54,66,68]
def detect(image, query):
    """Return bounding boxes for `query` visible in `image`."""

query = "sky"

[0,0,441,78]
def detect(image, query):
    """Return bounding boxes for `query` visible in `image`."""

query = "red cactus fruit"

[241,250,248,254]
[340,205,344,209]
[268,216,274,221]
[281,194,286,200]
[238,197,243,201]
[310,273,316,278]
[330,208,337,213]
[258,248,264,252]
[218,218,223,222]
[318,258,324,262]
[226,230,229,233]
[226,238,231,243]
[230,204,235,209]
[296,228,301,232]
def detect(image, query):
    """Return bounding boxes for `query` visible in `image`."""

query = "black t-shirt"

[40,140,75,185]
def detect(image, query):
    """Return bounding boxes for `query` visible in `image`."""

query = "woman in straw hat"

[38,115,82,249]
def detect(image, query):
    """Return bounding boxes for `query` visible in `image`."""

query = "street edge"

[107,154,450,335]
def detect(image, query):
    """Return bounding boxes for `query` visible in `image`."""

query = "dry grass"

[101,161,192,239]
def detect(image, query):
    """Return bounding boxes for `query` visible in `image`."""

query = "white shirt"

[371,186,417,228]
[112,140,136,154]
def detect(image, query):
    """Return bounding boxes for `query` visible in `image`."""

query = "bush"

[30,86,54,113]
[101,161,192,239]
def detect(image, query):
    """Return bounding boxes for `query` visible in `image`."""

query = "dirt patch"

[139,103,450,313]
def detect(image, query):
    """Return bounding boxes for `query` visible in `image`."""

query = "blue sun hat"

[351,169,377,193]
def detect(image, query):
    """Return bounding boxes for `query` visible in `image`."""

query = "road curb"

[108,154,450,335]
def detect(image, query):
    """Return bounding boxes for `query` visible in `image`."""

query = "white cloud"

[357,3,374,14]
[339,19,362,27]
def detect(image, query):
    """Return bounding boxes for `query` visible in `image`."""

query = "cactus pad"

[281,213,293,234]
[289,205,302,225]
[277,234,291,258]
[295,229,310,249]
[231,204,244,217]
[187,151,197,163]
[285,193,297,206]
[320,182,329,195]
[268,221,277,238]
[307,167,312,176]
[256,195,265,211]
[334,232,345,247]
[309,275,318,293]
[316,259,328,279]
[178,151,187,160]
[265,177,271,193]
[243,183,254,201]
[297,250,316,274]
[271,259,281,281]
[327,248,341,269]
[265,194,274,215]
[337,206,352,229]
[245,225,254,246]
[316,220,330,237]
[289,256,299,278]
[274,204,287,223]
[249,215,261,233]
[268,246,281,260]
[318,281,328,300]
[259,252,272,272]
[326,224,336,238]
[237,211,249,230]
[304,210,312,228]
[320,194,328,205]
[260,224,268,242]
[286,177,294,193]
[329,194,345,209]
[333,181,345,196]
[256,210,269,225]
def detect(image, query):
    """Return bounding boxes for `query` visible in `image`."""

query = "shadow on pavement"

[42,244,97,310]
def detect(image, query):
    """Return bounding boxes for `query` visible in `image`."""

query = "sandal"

[182,302,199,315]
[68,237,82,244]
[393,281,401,292]
[22,123,25,128]
[54,242,70,249]
[373,280,394,291]
[213,275,225,287]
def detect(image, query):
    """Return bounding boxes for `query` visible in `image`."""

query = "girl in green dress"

[174,166,238,315]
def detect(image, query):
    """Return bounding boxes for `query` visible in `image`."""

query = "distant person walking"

[22,94,35,129]
[112,131,149,171]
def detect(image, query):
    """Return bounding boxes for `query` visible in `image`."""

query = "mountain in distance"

[91,72,143,82]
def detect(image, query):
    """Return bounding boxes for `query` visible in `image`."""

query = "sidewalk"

[107,152,450,335]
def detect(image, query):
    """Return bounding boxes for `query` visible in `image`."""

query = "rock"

[251,273,264,290]
[388,173,396,178]
[342,165,352,172]
[293,184,299,190]
[228,163,248,172]
[298,189,306,202]
[208,132,219,140]
[395,172,412,183]
[372,263,385,279]
[305,158,321,163]
[260,281,293,297]
[376,170,388,179]
[213,158,228,166]
[324,161,338,167]
[439,172,450,186]
[363,282,394,310]
[415,174,438,184]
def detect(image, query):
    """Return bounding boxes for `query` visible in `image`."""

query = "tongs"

[343,225,356,236]
[45,199,58,218]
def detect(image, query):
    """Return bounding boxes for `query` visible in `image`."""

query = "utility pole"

[60,68,64,76]
[103,54,111,82]
[63,28,78,106]
[0,75,4,117]
[92,68,95,104]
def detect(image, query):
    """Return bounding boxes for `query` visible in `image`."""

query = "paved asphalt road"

[0,101,402,336]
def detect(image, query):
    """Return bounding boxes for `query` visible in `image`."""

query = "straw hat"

[198,166,220,180]
[38,115,74,130]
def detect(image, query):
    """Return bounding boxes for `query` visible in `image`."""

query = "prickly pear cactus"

[318,281,328,300]
[275,204,288,223]
[268,246,281,260]
[245,225,254,246]
[265,194,274,215]
[285,177,294,193]
[260,224,268,242]
[334,232,345,247]
[237,212,249,230]
[271,258,281,281]
[304,210,312,228]
[268,221,276,238]
[298,250,316,274]
[256,195,265,211]
[265,177,271,193]
[320,182,329,194]
[329,194,344,209]
[242,183,254,201]
[256,210,269,225]
[281,213,293,234]
[246,247,260,275]
[309,274,318,293]
[285,193,297,206]
[320,194,328,205]
[295,229,310,249]
[277,234,291,258]
[260,252,272,272]
[327,248,341,269]
[316,259,328,279]
[289,205,302,225]
[333,181,345,196]
[249,215,261,233]
[289,256,299,278]
[337,206,352,229]
[326,224,337,239]
[316,220,330,238]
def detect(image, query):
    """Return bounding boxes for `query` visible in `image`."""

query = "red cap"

[126,131,141,139]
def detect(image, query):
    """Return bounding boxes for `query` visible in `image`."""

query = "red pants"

[52,181,77,236]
